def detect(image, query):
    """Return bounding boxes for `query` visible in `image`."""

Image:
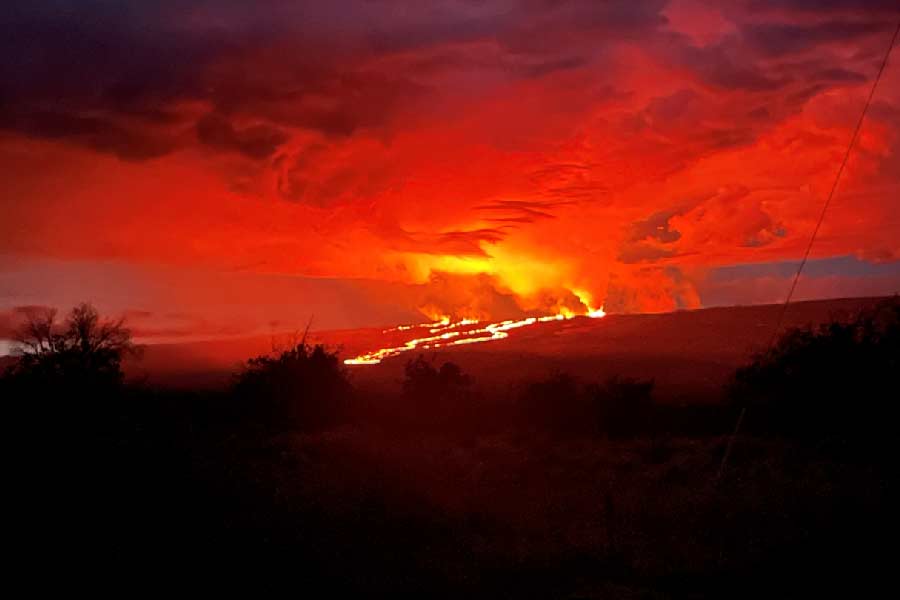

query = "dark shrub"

[728,296,900,440]
[402,355,473,426]
[232,343,352,432]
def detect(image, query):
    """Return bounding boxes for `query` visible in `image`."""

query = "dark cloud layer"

[2,1,893,166]
[0,1,674,160]
[196,114,288,160]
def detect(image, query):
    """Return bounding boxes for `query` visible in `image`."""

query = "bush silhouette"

[232,342,351,432]
[401,355,473,426]
[403,355,471,400]
[729,296,900,440]
[3,303,137,395]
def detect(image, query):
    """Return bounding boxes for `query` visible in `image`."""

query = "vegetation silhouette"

[400,355,474,426]
[232,342,352,432]
[403,354,472,400]
[2,299,895,595]
[3,302,138,394]
[729,296,899,445]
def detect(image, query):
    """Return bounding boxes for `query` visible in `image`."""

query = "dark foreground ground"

[8,297,895,595]
[13,396,891,597]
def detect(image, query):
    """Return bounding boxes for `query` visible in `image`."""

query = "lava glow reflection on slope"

[344,308,605,365]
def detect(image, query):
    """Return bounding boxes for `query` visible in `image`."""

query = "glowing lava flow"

[344,307,605,365]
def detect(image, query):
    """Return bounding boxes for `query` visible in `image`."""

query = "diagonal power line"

[717,19,900,482]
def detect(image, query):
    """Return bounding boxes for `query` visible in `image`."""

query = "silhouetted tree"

[3,303,137,393]
[232,343,351,432]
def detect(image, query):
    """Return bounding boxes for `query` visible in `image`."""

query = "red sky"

[2,1,900,343]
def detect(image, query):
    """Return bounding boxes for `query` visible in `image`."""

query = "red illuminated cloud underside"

[1,1,899,335]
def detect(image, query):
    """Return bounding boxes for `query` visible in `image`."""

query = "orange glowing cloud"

[1,1,899,339]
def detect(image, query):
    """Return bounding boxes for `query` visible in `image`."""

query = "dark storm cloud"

[496,0,669,55]
[618,210,683,264]
[433,229,508,254]
[2,1,438,156]
[380,224,511,257]
[273,141,396,206]
[1,0,887,198]
[0,108,177,160]
[0,1,674,160]
[741,20,891,57]
[814,67,868,83]
[476,200,574,224]
[413,228,509,257]
[196,114,288,160]
[669,41,788,91]
[628,211,683,245]
[657,2,893,95]
[0,2,239,158]
[206,65,429,138]
[745,0,900,14]
[515,55,591,78]
[638,88,756,150]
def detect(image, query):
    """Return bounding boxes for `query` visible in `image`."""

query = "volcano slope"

[340,296,884,402]
[130,296,884,399]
